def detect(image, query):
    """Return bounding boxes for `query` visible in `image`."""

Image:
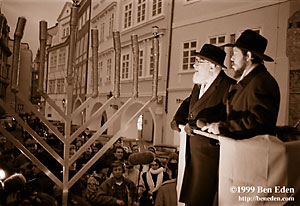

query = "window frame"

[181,40,197,71]
[123,2,133,29]
[56,78,65,94]
[137,0,146,24]
[49,79,56,94]
[138,50,144,78]
[121,53,130,80]
[106,58,112,82]
[152,0,162,17]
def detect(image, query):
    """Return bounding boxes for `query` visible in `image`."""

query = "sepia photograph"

[0,0,300,205]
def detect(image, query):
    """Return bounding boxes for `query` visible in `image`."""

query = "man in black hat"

[170,44,235,205]
[202,29,280,139]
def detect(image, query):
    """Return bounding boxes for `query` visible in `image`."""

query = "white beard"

[193,71,208,84]
[193,64,210,84]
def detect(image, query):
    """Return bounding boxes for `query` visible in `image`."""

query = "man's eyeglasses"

[194,57,209,65]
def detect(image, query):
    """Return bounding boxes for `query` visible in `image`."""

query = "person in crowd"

[21,192,58,206]
[100,138,126,164]
[131,144,140,154]
[170,43,235,205]
[91,142,102,155]
[86,161,109,202]
[28,164,54,195]
[106,146,126,177]
[165,153,178,180]
[124,158,145,202]
[26,152,58,196]
[147,146,156,155]
[2,173,26,206]
[104,138,124,157]
[13,138,37,171]
[75,136,84,151]
[76,146,93,172]
[155,153,179,206]
[52,183,89,206]
[112,146,126,162]
[202,29,280,140]
[140,158,169,206]
[91,161,137,206]
[69,145,77,178]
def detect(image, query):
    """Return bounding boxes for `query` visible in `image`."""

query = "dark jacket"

[155,179,177,206]
[174,70,235,125]
[140,170,170,206]
[173,70,235,206]
[219,64,280,139]
[92,177,137,206]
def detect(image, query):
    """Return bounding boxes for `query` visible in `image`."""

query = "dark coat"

[92,177,137,206]
[140,171,170,206]
[219,64,280,139]
[173,70,235,206]
[174,70,235,125]
[155,179,177,206]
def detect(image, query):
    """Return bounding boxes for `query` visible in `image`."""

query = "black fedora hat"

[224,29,273,62]
[193,44,227,68]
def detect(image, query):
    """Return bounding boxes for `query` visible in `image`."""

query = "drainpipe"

[165,0,175,113]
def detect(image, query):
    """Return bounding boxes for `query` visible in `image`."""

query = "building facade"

[31,50,42,113]
[166,0,300,145]
[43,0,300,146]
[0,13,11,115]
[6,40,32,115]
[44,2,71,122]
[85,0,173,144]
[72,0,92,126]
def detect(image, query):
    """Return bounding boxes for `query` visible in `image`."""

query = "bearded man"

[170,44,235,206]
[202,30,280,140]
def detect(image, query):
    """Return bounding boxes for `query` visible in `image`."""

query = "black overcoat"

[219,64,280,139]
[173,70,235,206]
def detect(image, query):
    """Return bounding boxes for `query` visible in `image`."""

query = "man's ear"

[246,51,253,62]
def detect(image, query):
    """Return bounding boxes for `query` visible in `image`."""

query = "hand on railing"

[184,123,195,136]
[199,121,220,135]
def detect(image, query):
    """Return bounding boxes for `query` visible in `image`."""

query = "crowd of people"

[0,130,179,206]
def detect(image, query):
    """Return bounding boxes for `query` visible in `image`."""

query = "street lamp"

[152,26,159,38]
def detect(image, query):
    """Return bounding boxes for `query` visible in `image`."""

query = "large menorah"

[0,3,160,205]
